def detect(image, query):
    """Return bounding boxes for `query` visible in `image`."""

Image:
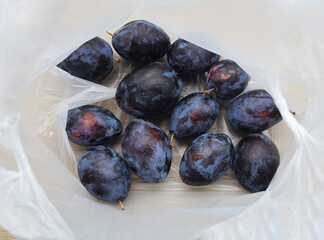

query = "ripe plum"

[227,89,282,133]
[233,133,280,192]
[115,62,182,118]
[167,38,220,75]
[57,37,113,83]
[66,105,122,146]
[112,20,170,63]
[122,119,172,183]
[78,146,131,204]
[179,132,234,186]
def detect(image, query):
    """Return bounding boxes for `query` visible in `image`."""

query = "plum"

[122,119,172,183]
[57,37,114,83]
[66,105,122,146]
[115,62,182,118]
[227,89,282,133]
[78,146,131,205]
[169,92,219,138]
[233,133,280,192]
[112,20,170,63]
[167,38,220,75]
[206,59,250,100]
[180,132,234,186]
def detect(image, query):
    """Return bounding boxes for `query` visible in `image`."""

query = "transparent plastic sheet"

[0,0,324,239]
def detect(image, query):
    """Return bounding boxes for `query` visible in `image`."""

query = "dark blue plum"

[112,20,170,63]
[206,59,250,100]
[66,105,122,146]
[180,132,234,186]
[227,89,282,133]
[167,38,220,75]
[115,62,182,118]
[57,37,114,83]
[169,92,219,138]
[122,119,172,183]
[78,146,131,203]
[233,133,280,192]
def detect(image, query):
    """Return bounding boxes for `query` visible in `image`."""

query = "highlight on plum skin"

[227,89,282,133]
[66,105,122,146]
[179,132,234,186]
[122,119,172,183]
[233,133,280,193]
[78,146,131,208]
[206,59,250,100]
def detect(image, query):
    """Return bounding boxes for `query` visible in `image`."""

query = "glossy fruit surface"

[115,62,182,118]
[233,133,280,192]
[112,20,170,63]
[169,92,219,138]
[206,59,250,100]
[57,37,113,82]
[180,132,234,186]
[66,105,122,146]
[167,38,220,75]
[78,146,131,203]
[122,119,172,183]
[227,89,282,133]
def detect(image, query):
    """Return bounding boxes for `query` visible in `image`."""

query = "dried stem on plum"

[170,132,175,148]
[119,200,125,211]
[203,88,215,95]
[289,110,296,115]
[113,57,122,63]
[106,31,115,37]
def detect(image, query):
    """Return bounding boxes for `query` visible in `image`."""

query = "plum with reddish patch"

[66,105,122,146]
[233,133,280,192]
[227,89,282,133]
[180,132,234,186]
[122,119,172,183]
[206,59,250,100]
[169,92,219,138]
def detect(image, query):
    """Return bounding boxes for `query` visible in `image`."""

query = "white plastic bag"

[1,1,324,239]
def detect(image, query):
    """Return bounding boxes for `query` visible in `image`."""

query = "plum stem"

[203,88,215,95]
[106,31,115,37]
[113,57,122,63]
[119,200,125,211]
[170,132,175,148]
[289,110,296,115]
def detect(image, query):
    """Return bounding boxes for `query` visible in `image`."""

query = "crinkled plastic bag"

[1,0,324,239]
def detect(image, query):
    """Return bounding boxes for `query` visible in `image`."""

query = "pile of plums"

[60,20,282,209]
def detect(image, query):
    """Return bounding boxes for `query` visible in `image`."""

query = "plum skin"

[57,37,113,83]
[66,105,122,146]
[167,38,220,75]
[78,146,131,203]
[206,59,250,100]
[112,20,170,63]
[233,133,280,193]
[122,119,172,183]
[115,62,183,118]
[227,89,282,133]
[180,132,234,186]
[169,92,220,138]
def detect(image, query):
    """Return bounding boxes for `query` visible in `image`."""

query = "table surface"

[0,227,19,240]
